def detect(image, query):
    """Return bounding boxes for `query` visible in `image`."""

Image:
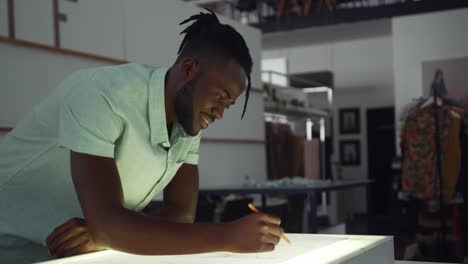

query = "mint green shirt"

[0,64,201,244]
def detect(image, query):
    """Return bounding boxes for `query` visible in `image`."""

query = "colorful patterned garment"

[442,112,462,202]
[400,105,460,201]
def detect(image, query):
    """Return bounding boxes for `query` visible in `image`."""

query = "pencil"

[248,203,291,245]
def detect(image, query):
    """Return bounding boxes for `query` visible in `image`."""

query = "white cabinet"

[59,0,125,59]
[0,0,8,37]
[14,0,54,45]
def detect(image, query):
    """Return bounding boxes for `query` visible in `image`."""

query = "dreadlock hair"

[178,9,253,119]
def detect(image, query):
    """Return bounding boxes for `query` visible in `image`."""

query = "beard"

[174,76,199,136]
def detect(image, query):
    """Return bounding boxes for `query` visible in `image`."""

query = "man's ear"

[179,56,199,81]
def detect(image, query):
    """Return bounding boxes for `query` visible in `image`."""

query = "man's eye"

[215,93,230,109]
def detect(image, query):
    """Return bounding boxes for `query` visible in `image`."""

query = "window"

[261,57,288,87]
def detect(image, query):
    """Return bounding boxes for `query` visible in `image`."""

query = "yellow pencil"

[248,203,291,245]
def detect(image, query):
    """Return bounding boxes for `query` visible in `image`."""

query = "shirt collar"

[148,67,171,147]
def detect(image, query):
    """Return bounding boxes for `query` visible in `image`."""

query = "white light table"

[37,234,394,264]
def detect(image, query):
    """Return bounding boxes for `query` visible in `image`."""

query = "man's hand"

[45,217,106,258]
[224,213,284,253]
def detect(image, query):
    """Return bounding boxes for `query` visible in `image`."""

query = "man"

[0,10,283,263]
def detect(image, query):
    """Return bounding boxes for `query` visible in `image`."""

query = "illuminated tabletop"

[36,234,394,264]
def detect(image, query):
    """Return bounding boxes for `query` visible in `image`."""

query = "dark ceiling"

[188,0,468,33]
[254,0,468,33]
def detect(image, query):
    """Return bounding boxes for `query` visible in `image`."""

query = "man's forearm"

[90,207,227,255]
[154,205,195,223]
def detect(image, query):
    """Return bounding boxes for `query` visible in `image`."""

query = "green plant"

[272,88,278,103]
[262,83,271,96]
[281,99,287,107]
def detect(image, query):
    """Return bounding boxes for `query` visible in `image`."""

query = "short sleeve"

[184,132,201,165]
[58,77,124,158]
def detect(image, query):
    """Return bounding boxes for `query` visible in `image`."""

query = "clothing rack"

[432,82,448,261]
[399,70,466,261]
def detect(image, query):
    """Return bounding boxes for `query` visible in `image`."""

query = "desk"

[36,234,394,264]
[199,179,373,232]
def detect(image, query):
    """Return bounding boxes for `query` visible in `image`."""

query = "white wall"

[0,43,109,126]
[392,7,468,152]
[0,42,110,144]
[123,0,262,89]
[422,57,468,99]
[0,0,265,189]
[263,19,395,221]
[199,144,266,187]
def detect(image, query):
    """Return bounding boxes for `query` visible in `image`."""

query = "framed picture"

[340,140,361,166]
[339,108,360,134]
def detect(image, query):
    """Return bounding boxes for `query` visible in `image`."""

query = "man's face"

[174,59,247,136]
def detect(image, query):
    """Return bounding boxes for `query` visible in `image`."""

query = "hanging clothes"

[304,139,320,179]
[457,121,468,259]
[266,121,291,180]
[265,121,304,179]
[291,135,305,178]
[464,100,468,136]
[400,104,463,202]
[442,108,463,202]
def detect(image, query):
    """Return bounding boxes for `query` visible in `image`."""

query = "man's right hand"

[224,213,284,253]
[45,217,106,258]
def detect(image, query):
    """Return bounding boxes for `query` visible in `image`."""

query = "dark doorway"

[367,107,395,216]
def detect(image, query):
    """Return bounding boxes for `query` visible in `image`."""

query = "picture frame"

[340,140,361,166]
[339,108,360,134]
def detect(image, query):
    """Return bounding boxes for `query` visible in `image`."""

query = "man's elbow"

[179,213,196,224]
[85,207,126,247]
[173,208,196,224]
